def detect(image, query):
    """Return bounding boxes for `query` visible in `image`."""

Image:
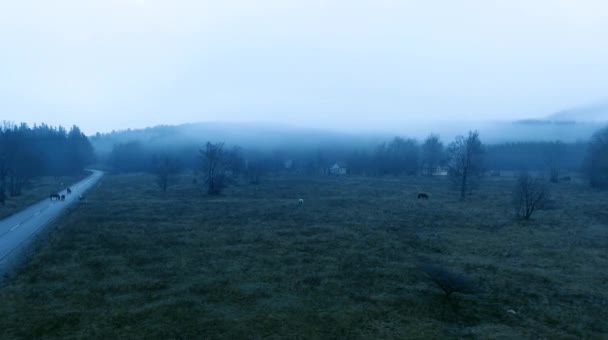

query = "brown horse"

[417,193,429,200]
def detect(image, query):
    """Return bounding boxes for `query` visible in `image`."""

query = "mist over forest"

[2,102,605,193]
[85,114,600,177]
[3,0,608,336]
[89,100,608,158]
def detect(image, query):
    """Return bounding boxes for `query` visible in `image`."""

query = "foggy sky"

[1,0,607,134]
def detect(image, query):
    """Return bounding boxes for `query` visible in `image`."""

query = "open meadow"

[0,173,606,339]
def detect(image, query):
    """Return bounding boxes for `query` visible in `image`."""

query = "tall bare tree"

[584,126,608,188]
[153,155,180,192]
[200,142,225,195]
[544,141,565,183]
[225,146,245,179]
[245,159,267,185]
[446,131,484,200]
[512,172,549,219]
[421,134,444,176]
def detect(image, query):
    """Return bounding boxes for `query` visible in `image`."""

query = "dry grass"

[0,173,606,339]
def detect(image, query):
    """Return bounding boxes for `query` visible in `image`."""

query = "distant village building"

[432,167,448,176]
[284,160,294,170]
[329,162,348,176]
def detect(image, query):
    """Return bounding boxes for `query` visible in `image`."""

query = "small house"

[284,159,294,170]
[432,167,448,176]
[329,162,347,176]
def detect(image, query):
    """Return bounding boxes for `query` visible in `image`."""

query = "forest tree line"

[107,134,588,177]
[0,122,95,204]
[105,127,608,194]
[2,121,607,205]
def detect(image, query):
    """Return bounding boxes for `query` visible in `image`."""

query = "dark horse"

[67,188,72,194]
[417,193,429,200]
[50,193,61,201]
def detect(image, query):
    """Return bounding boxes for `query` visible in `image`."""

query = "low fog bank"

[90,122,388,157]
[87,100,608,148]
[91,119,604,156]
[87,118,606,179]
[2,117,607,207]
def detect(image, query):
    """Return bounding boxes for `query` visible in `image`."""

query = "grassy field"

[0,174,88,220]
[0,173,606,339]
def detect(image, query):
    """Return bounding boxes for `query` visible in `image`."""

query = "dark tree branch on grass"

[417,261,478,298]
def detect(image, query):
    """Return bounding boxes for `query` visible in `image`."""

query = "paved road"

[0,170,104,280]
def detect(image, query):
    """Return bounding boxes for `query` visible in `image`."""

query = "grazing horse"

[50,193,61,201]
[417,193,429,200]
[67,188,72,194]
[61,195,66,201]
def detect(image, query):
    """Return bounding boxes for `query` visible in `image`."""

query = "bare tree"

[153,155,180,192]
[584,126,608,188]
[200,142,225,195]
[246,159,266,184]
[544,141,564,183]
[421,134,444,176]
[446,131,484,200]
[512,172,549,219]
[224,146,245,180]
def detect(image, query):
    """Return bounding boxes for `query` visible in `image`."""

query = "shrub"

[512,172,549,220]
[418,262,477,298]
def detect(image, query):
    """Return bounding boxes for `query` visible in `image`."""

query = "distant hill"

[90,122,388,156]
[547,101,608,122]
[479,101,608,143]
[91,105,608,157]
[489,119,601,143]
